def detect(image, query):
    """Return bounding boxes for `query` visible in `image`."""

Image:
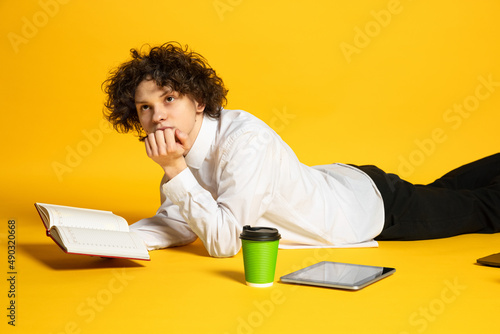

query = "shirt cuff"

[162,167,199,203]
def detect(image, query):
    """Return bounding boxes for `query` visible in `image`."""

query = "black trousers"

[353,153,500,241]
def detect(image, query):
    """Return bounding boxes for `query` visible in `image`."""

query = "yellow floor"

[3,211,500,334]
[2,1,500,333]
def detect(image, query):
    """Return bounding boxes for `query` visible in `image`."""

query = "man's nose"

[152,105,167,123]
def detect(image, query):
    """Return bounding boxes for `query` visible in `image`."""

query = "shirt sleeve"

[163,128,280,257]
[129,176,198,251]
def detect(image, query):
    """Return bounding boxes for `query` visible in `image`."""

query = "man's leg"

[354,154,500,240]
[427,153,500,190]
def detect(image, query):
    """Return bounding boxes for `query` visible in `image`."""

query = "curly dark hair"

[102,42,228,140]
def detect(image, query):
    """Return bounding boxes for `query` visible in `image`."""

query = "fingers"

[144,128,189,176]
[163,128,178,152]
[145,128,183,158]
[145,136,153,157]
[174,128,195,154]
[175,128,188,144]
[145,131,164,158]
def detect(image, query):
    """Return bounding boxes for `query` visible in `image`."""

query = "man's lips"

[156,126,174,131]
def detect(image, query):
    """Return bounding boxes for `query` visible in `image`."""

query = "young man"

[103,42,500,257]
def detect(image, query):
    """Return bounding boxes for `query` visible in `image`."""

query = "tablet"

[280,261,395,290]
[477,253,500,267]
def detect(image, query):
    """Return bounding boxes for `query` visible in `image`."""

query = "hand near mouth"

[144,127,191,180]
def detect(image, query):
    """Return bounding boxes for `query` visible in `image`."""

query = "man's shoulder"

[213,109,276,154]
[219,108,257,123]
[219,109,270,134]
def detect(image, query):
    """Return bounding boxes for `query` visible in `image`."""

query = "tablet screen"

[280,261,395,290]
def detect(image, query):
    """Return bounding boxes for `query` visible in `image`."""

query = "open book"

[35,203,150,261]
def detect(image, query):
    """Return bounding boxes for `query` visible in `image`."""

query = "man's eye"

[166,96,175,102]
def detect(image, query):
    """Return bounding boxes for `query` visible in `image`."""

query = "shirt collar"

[184,114,218,169]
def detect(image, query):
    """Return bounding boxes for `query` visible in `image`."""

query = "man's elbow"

[207,242,241,258]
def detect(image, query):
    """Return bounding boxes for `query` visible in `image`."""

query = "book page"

[37,203,129,232]
[52,226,149,260]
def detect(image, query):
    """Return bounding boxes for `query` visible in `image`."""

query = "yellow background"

[1,0,500,333]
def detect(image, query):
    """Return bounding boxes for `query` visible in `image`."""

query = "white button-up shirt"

[130,109,384,257]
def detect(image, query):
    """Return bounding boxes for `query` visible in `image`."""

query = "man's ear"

[196,101,206,113]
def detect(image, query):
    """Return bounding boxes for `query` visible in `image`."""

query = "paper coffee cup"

[240,225,281,287]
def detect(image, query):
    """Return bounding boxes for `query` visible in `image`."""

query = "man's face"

[134,79,205,143]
